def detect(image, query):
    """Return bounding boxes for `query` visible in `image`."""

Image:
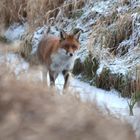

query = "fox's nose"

[69,53,73,57]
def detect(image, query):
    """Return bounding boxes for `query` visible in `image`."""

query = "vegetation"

[128,67,140,115]
[90,13,132,55]
[128,92,140,116]
[72,1,140,98]
[73,52,99,84]
[76,55,139,98]
[0,0,86,28]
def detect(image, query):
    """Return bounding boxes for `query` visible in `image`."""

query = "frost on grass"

[79,1,140,96]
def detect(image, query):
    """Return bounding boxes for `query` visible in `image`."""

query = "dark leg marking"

[49,72,55,86]
[49,71,58,87]
[62,70,70,89]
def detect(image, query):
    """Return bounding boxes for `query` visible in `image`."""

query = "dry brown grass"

[26,0,64,28]
[27,0,86,28]
[78,53,140,98]
[84,10,139,97]
[128,66,140,96]
[90,13,132,55]
[95,68,137,97]
[95,9,118,27]
[0,71,137,140]
[0,0,27,26]
[0,0,86,28]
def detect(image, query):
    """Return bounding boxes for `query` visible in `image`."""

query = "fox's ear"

[60,30,67,40]
[74,31,81,41]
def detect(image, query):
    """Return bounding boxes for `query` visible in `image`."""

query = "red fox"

[37,30,81,89]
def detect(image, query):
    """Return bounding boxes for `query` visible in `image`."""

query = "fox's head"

[59,30,80,57]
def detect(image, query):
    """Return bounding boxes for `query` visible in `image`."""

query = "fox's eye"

[66,45,70,48]
[62,44,69,48]
[72,45,77,49]
[63,44,70,48]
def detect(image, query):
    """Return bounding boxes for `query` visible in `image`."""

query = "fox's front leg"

[62,70,71,89]
[49,71,58,87]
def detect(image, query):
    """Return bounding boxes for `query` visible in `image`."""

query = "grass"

[90,13,132,55]
[72,58,84,75]
[96,70,137,97]
[128,66,140,115]
[83,53,99,83]
[79,9,137,97]
[73,53,99,84]
[95,68,111,90]
[0,0,27,26]
[128,91,140,116]
[0,0,86,28]
[75,56,140,98]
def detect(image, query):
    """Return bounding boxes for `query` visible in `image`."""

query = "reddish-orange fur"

[37,35,60,66]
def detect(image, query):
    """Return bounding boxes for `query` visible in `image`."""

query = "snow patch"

[6,53,29,75]
[4,23,27,41]
[92,0,117,14]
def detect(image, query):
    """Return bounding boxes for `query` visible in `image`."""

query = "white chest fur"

[50,48,75,72]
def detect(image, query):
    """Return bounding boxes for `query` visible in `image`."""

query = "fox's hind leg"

[62,70,71,89]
